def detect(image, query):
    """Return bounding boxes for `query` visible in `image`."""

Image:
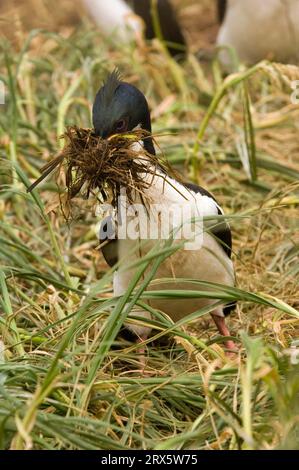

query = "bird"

[131,0,186,57]
[216,0,299,66]
[93,71,236,358]
[83,0,186,57]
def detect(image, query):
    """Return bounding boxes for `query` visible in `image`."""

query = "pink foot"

[211,314,238,357]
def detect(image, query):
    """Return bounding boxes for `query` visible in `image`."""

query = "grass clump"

[27,127,162,204]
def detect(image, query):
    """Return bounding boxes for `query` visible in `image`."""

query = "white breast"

[217,0,299,65]
[112,165,234,323]
[116,166,221,250]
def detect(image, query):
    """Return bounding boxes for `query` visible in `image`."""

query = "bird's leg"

[211,310,237,353]
[136,334,148,371]
[126,309,152,372]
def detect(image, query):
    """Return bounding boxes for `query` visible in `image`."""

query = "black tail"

[223,301,236,317]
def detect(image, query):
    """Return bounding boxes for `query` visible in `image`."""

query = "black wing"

[183,182,232,259]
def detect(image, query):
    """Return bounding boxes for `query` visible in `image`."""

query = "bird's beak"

[96,127,115,139]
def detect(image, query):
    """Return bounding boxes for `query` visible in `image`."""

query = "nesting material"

[27,126,166,203]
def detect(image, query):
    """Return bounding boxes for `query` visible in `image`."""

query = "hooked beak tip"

[94,128,109,139]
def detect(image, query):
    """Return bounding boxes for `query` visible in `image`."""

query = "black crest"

[100,69,122,107]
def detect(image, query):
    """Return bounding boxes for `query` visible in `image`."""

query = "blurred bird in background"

[83,0,186,57]
[83,0,299,66]
[3,1,299,66]
[216,0,299,65]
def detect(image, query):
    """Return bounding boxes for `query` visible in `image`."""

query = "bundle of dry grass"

[27,126,165,204]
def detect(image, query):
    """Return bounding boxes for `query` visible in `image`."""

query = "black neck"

[143,137,155,155]
[142,112,155,155]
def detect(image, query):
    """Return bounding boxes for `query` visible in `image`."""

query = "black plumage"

[131,0,186,57]
[217,0,227,24]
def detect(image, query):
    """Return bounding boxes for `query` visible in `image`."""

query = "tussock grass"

[0,18,299,450]
[27,127,162,204]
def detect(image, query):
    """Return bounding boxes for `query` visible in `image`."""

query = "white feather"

[217,0,299,65]
[83,0,142,42]
[112,163,234,338]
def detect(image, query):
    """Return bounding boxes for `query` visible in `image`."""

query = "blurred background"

[0,0,217,51]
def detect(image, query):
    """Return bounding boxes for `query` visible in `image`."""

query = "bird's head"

[92,70,155,155]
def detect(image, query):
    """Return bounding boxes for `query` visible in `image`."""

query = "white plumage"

[112,163,235,344]
[217,0,299,65]
[83,0,142,42]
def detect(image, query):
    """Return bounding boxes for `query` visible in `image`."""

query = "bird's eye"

[114,119,127,132]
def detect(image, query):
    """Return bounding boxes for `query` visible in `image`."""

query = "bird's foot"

[224,340,239,360]
[212,313,238,359]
